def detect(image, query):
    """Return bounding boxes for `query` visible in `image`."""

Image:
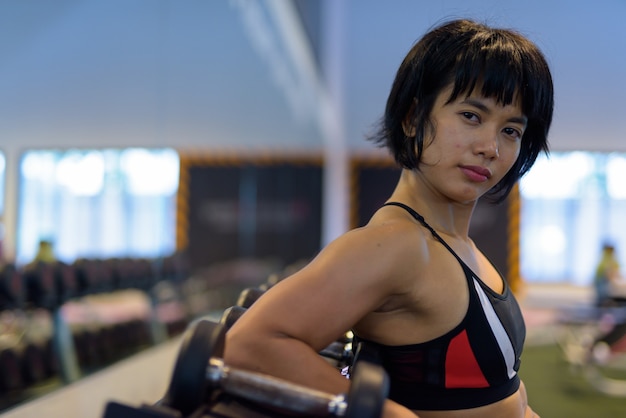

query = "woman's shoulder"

[367,203,430,238]
[339,206,432,277]
[311,204,433,287]
[349,205,429,247]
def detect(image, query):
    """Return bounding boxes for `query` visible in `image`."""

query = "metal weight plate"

[164,320,226,415]
[235,287,265,308]
[219,306,247,330]
[345,361,389,418]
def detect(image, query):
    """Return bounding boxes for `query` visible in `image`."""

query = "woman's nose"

[475,130,499,159]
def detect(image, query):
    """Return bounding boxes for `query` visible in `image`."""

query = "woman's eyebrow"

[460,97,528,125]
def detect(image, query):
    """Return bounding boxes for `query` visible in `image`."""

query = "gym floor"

[521,283,593,346]
[519,283,626,418]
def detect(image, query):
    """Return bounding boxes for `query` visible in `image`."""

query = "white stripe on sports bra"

[473,277,517,379]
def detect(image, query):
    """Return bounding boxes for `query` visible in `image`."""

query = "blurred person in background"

[594,243,626,306]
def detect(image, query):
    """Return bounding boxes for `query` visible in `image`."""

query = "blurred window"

[17,148,179,265]
[520,152,626,285]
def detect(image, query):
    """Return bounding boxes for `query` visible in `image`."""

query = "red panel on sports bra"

[445,329,489,388]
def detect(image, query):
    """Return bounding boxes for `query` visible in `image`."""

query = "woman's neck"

[388,169,477,239]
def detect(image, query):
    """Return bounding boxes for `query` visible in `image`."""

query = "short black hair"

[368,19,554,203]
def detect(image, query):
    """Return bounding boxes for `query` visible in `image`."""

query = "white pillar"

[253,0,351,247]
[2,145,19,263]
[320,0,349,246]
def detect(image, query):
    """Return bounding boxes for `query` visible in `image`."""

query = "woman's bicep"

[235,233,397,349]
[231,227,406,347]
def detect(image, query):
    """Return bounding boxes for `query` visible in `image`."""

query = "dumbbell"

[21,341,48,385]
[0,346,24,392]
[263,273,280,289]
[160,319,388,417]
[73,329,100,370]
[235,287,266,308]
[0,264,24,310]
[319,341,354,366]
[54,262,77,304]
[220,305,247,330]
[23,263,57,309]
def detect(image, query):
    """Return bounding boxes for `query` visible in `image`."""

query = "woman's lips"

[460,165,492,182]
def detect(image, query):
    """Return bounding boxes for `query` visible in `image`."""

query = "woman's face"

[416,84,527,204]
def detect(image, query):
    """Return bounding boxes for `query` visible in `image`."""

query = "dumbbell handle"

[319,341,352,361]
[208,358,347,417]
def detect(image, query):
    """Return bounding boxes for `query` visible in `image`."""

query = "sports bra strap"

[383,201,465,266]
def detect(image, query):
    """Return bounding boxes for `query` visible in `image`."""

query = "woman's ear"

[402,101,417,137]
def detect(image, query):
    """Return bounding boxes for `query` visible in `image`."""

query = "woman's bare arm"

[224,224,412,389]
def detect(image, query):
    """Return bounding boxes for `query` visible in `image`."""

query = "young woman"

[225,18,554,418]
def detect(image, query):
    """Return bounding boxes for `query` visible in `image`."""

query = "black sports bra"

[353,202,526,410]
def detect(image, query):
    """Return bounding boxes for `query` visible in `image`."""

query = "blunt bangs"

[447,31,546,123]
[449,50,520,108]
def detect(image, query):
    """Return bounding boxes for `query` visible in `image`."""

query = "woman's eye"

[503,127,522,139]
[461,112,479,122]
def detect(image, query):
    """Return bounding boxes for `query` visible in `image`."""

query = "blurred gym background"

[0,1,625,417]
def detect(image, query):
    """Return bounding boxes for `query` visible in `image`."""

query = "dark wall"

[182,158,323,272]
